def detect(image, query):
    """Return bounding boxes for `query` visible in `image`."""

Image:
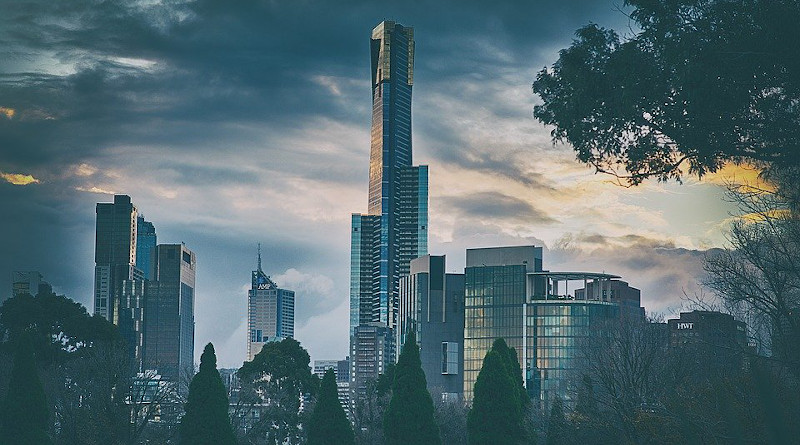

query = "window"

[442,342,459,375]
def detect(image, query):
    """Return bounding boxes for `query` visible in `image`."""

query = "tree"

[467,349,524,445]
[352,364,394,445]
[384,330,440,445]
[533,0,800,185]
[491,338,528,409]
[546,397,568,445]
[0,332,52,444]
[236,337,316,444]
[307,369,354,445]
[179,343,236,445]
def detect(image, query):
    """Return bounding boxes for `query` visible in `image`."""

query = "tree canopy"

[0,332,52,445]
[180,343,236,445]
[307,369,354,445]
[533,0,800,185]
[383,330,440,445]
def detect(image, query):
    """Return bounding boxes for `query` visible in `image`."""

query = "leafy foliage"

[180,343,236,445]
[0,332,52,444]
[533,0,800,184]
[307,369,354,445]
[467,346,525,445]
[383,330,440,445]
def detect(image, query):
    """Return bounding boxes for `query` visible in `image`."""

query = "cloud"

[0,107,14,119]
[1,172,40,185]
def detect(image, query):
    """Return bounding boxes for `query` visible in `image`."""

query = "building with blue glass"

[247,247,295,361]
[136,216,157,280]
[463,245,644,409]
[349,21,428,398]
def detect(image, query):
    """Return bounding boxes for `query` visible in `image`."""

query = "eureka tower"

[349,21,428,398]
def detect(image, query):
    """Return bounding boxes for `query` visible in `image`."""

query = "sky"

[0,0,754,367]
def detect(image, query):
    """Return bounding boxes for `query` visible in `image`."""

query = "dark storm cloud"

[442,191,556,224]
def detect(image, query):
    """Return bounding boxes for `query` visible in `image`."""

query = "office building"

[313,358,352,417]
[350,323,394,402]
[668,310,748,372]
[463,245,643,409]
[136,216,157,280]
[94,194,146,367]
[11,271,45,297]
[247,247,295,361]
[143,244,196,383]
[349,19,428,402]
[398,255,465,402]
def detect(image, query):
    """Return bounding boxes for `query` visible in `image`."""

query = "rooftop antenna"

[257,243,263,272]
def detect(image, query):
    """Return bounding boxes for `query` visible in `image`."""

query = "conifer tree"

[0,332,52,445]
[491,338,529,408]
[467,349,524,445]
[179,343,236,445]
[546,397,568,445]
[383,330,441,445]
[307,369,354,445]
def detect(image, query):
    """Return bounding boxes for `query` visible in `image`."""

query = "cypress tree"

[491,338,529,408]
[467,349,524,445]
[307,369,354,445]
[179,343,236,445]
[0,332,52,445]
[383,330,441,445]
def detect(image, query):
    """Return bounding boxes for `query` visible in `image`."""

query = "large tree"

[179,343,236,445]
[383,330,440,445]
[307,369,354,445]
[533,0,800,185]
[0,332,52,445]
[236,337,316,444]
[467,347,525,445]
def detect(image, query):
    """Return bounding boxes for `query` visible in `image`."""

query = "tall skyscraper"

[94,194,146,367]
[349,20,428,399]
[398,255,465,402]
[143,243,196,383]
[136,216,157,280]
[247,246,295,361]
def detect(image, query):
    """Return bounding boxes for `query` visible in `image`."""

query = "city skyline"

[0,1,755,368]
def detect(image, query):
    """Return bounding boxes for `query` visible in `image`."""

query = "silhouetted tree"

[180,343,236,445]
[0,332,52,444]
[546,397,568,445]
[384,330,440,445]
[467,348,524,445]
[307,369,354,445]
[491,338,528,409]
[533,0,800,185]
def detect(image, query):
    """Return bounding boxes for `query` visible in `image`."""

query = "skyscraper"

[247,246,295,361]
[349,20,428,399]
[136,216,157,280]
[94,194,146,367]
[398,255,465,402]
[143,243,196,383]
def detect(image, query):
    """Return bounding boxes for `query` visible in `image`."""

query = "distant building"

[94,194,147,368]
[668,310,748,372]
[11,271,45,297]
[398,255,465,402]
[247,247,295,361]
[313,358,352,417]
[575,279,644,318]
[350,323,394,403]
[349,20,428,405]
[144,244,196,383]
[136,216,157,280]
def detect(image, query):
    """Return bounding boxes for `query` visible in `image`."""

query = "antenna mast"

[257,242,262,272]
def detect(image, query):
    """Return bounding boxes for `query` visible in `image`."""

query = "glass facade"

[246,254,295,361]
[136,216,157,280]
[350,21,428,401]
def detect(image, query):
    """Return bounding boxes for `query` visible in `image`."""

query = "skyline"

[0,0,753,368]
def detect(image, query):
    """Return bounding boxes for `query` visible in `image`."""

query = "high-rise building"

[349,20,428,402]
[143,243,196,383]
[11,271,45,297]
[247,247,295,361]
[398,255,465,402]
[668,310,749,373]
[94,195,146,367]
[136,216,157,280]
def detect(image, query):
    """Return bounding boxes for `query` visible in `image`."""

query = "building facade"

[349,20,428,400]
[398,255,465,402]
[247,249,295,361]
[143,244,196,383]
[668,310,748,372]
[136,216,157,280]
[11,271,45,298]
[94,194,147,367]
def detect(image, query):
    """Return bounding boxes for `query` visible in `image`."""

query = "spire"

[257,243,262,272]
